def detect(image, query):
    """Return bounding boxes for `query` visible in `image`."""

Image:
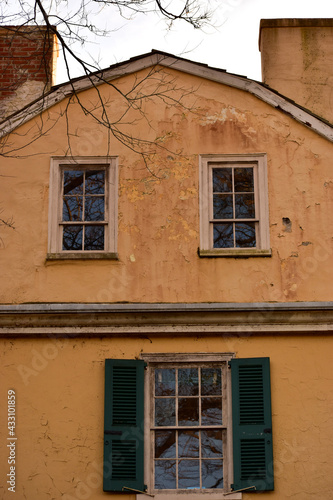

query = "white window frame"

[137,353,242,500]
[48,156,118,259]
[199,154,271,257]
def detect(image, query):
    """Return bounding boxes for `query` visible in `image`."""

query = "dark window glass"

[85,170,105,194]
[178,398,199,426]
[155,399,176,427]
[155,430,176,458]
[178,431,199,458]
[64,170,83,195]
[155,369,175,396]
[234,167,254,192]
[85,225,104,250]
[201,368,222,396]
[63,196,83,221]
[85,197,105,221]
[213,223,233,248]
[235,193,255,219]
[235,222,256,247]
[155,461,176,489]
[178,368,198,396]
[62,225,83,250]
[213,168,232,192]
[202,461,224,489]
[213,194,233,219]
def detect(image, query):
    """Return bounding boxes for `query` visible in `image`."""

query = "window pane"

[178,460,200,489]
[85,170,105,194]
[178,430,199,458]
[234,167,254,192]
[155,430,176,458]
[235,193,255,219]
[85,196,105,221]
[235,222,256,248]
[155,460,176,489]
[202,398,222,425]
[155,399,176,426]
[202,460,223,489]
[179,398,199,426]
[213,194,233,219]
[62,225,82,250]
[213,223,233,248]
[178,368,198,396]
[213,168,232,192]
[63,170,83,195]
[201,368,222,396]
[84,225,104,250]
[63,196,83,221]
[202,430,223,458]
[155,369,175,396]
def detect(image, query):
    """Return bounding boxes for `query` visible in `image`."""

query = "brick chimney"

[259,19,333,123]
[0,25,58,120]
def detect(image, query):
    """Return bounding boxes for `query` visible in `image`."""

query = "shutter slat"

[103,359,145,492]
[230,357,274,492]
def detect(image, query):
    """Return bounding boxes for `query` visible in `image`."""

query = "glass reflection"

[155,460,176,489]
[201,368,222,396]
[155,430,176,458]
[85,225,104,250]
[85,170,105,194]
[85,197,105,221]
[178,368,198,396]
[213,223,233,248]
[63,196,83,221]
[235,222,256,247]
[234,167,253,192]
[178,398,199,426]
[235,193,255,219]
[62,225,82,250]
[213,168,232,193]
[202,430,223,458]
[202,460,223,489]
[63,170,83,195]
[155,398,175,426]
[178,460,200,489]
[178,431,199,458]
[213,194,233,219]
[202,398,222,425]
[155,369,175,396]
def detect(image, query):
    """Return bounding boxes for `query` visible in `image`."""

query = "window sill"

[137,493,242,500]
[198,248,272,258]
[46,252,119,261]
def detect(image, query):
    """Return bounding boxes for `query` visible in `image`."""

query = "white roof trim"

[1,51,332,142]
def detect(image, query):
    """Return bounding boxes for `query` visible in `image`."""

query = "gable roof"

[1,49,333,142]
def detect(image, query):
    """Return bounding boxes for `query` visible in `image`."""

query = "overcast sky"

[56,0,333,84]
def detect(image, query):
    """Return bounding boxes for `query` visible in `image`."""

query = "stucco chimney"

[0,25,58,120]
[259,19,333,123]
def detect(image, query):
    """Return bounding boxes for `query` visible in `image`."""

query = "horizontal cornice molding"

[0,302,332,337]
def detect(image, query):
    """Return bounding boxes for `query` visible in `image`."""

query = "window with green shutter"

[104,355,274,496]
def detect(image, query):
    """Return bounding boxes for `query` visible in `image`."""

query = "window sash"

[150,362,229,493]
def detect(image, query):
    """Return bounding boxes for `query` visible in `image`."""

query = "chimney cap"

[259,18,333,49]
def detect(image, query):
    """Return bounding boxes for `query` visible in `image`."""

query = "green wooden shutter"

[229,357,274,492]
[103,359,146,492]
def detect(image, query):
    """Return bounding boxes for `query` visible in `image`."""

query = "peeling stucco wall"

[0,335,332,500]
[0,69,332,304]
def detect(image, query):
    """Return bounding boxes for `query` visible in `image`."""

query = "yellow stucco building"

[0,19,332,500]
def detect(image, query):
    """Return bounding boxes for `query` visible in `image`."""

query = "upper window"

[48,157,118,259]
[199,155,271,257]
[103,355,274,499]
